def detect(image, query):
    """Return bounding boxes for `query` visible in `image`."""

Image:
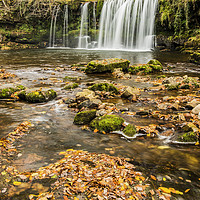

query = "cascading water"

[98,0,158,51]
[49,6,56,47]
[93,2,97,38]
[63,5,69,47]
[78,2,90,49]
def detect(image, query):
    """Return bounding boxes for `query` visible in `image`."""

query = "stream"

[0,48,200,199]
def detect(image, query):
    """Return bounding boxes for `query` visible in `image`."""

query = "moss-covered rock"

[90,115,124,133]
[123,124,137,137]
[63,76,81,81]
[74,110,97,125]
[18,89,57,103]
[0,85,26,99]
[178,132,198,142]
[85,58,130,74]
[63,83,79,90]
[147,59,162,66]
[89,83,119,94]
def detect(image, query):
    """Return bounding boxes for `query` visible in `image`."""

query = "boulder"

[85,58,130,74]
[74,110,97,125]
[63,83,78,90]
[0,85,25,99]
[123,124,137,137]
[90,115,124,133]
[192,104,200,114]
[18,89,57,103]
[121,86,140,101]
[76,89,96,103]
[178,132,198,142]
[89,83,119,95]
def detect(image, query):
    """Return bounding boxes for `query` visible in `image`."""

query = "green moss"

[147,59,162,66]
[64,83,79,90]
[85,58,130,74]
[26,91,46,103]
[74,110,97,125]
[178,132,198,142]
[64,76,80,81]
[90,115,124,133]
[157,75,166,79]
[20,89,57,103]
[166,84,180,90]
[44,89,57,101]
[89,83,119,94]
[0,86,25,99]
[123,124,137,137]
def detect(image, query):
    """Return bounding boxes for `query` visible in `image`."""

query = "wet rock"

[85,58,130,74]
[0,85,25,99]
[63,97,76,104]
[96,109,108,117]
[128,59,163,75]
[68,103,78,108]
[121,86,140,101]
[78,98,102,109]
[112,68,131,79]
[76,89,96,103]
[186,99,200,109]
[136,110,149,115]
[90,115,124,133]
[178,132,198,142]
[18,89,57,103]
[123,124,137,137]
[88,83,119,95]
[74,110,97,125]
[182,122,199,133]
[192,104,200,114]
[63,82,78,90]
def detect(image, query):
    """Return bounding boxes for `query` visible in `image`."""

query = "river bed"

[0,48,200,199]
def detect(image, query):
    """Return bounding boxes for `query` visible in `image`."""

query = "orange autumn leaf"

[63,196,69,200]
[150,175,157,181]
[94,129,98,133]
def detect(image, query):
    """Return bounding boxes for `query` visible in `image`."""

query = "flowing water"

[0,49,200,199]
[98,0,158,50]
[78,3,90,49]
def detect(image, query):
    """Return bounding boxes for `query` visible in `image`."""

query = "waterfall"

[63,5,69,47]
[78,2,90,48]
[49,5,60,47]
[93,2,97,38]
[49,6,56,47]
[98,0,158,51]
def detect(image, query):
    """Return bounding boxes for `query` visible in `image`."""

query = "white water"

[63,5,69,47]
[98,0,158,51]
[49,6,56,47]
[78,3,90,48]
[93,2,97,39]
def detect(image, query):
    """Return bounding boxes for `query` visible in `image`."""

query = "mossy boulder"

[90,115,124,133]
[147,59,162,66]
[89,83,119,94]
[178,132,198,142]
[0,85,26,99]
[63,76,81,81]
[63,83,79,90]
[85,58,130,74]
[18,89,57,103]
[128,59,163,75]
[123,124,137,137]
[74,110,97,125]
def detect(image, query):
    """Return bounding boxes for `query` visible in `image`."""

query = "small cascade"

[93,2,97,38]
[63,5,69,47]
[49,5,60,47]
[78,2,90,49]
[49,6,56,47]
[98,0,158,51]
